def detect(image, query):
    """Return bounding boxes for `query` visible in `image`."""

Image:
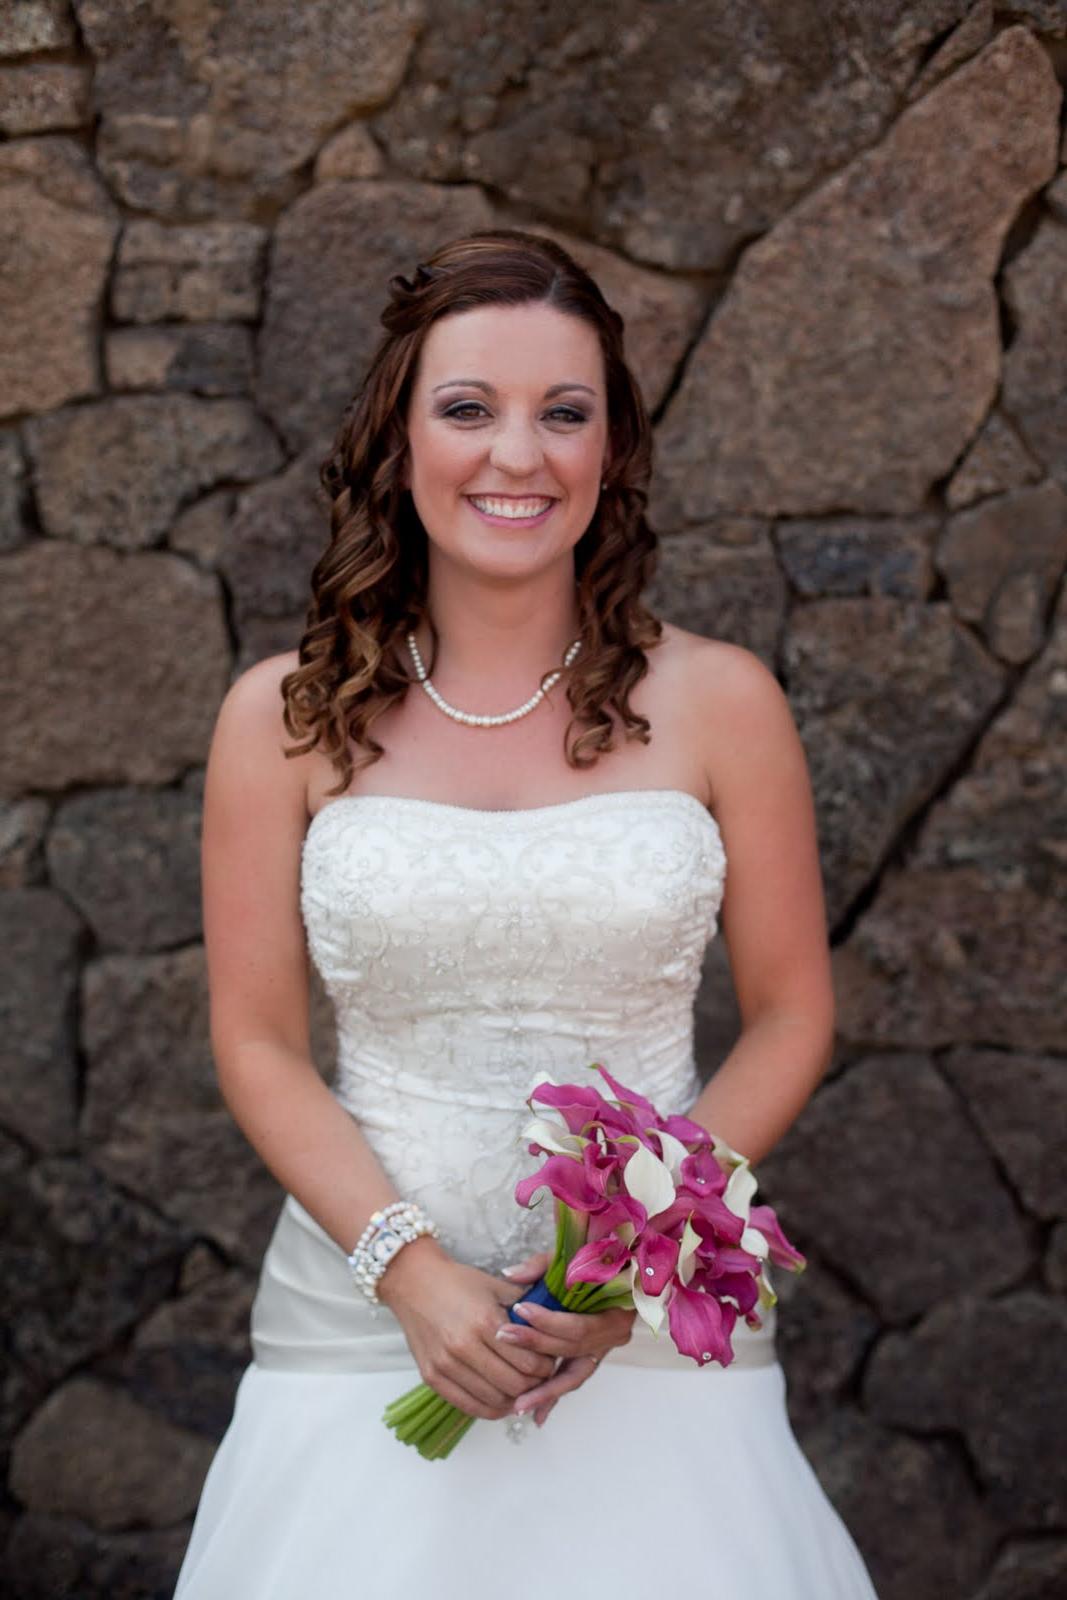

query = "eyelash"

[440,402,588,424]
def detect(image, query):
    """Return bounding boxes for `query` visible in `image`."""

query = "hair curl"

[280,226,664,796]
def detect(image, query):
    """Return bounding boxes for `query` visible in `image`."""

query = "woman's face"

[403,301,611,580]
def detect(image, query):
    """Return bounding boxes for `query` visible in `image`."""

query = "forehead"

[414,302,604,392]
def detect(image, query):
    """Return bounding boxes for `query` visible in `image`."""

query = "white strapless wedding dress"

[174,789,879,1599]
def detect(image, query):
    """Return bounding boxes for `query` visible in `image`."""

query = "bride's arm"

[201,655,555,1417]
[685,643,836,1167]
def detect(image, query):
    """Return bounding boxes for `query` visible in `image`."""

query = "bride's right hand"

[377,1238,557,1419]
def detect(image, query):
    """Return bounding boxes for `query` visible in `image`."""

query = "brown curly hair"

[280,226,664,796]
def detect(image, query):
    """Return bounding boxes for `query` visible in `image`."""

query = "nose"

[488,415,545,478]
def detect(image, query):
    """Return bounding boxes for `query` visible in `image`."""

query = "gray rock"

[0,544,230,793]
[46,787,203,952]
[0,889,82,1152]
[0,429,30,551]
[24,393,282,549]
[257,179,495,452]
[10,1377,213,1531]
[112,221,268,324]
[0,1149,185,1441]
[1048,168,1067,223]
[650,29,1059,522]
[106,324,255,396]
[834,586,1067,1051]
[969,1542,1067,1600]
[0,1,77,54]
[169,489,237,569]
[0,797,49,887]
[945,410,1042,510]
[81,0,423,219]
[784,598,1005,926]
[314,122,386,182]
[375,0,977,273]
[758,1054,1032,1322]
[643,526,786,669]
[0,63,91,134]
[220,442,330,623]
[3,1514,190,1600]
[799,1406,996,1600]
[774,1266,879,1430]
[82,946,284,1267]
[936,483,1067,662]
[907,0,994,99]
[1046,1221,1067,1291]
[1002,217,1067,489]
[775,516,937,599]
[864,1292,1067,1527]
[941,1049,1067,1219]
[0,137,118,418]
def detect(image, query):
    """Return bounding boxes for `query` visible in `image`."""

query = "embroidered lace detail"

[300,790,727,1277]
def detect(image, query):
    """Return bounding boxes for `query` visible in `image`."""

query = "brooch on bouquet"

[383,1063,806,1460]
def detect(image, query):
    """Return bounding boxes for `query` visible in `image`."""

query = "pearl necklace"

[405,631,582,727]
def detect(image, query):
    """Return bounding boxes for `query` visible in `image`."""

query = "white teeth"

[468,496,553,519]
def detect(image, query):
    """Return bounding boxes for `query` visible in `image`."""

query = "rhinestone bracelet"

[347,1200,441,1307]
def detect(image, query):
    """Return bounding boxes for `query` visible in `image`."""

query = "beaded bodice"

[300,789,727,1276]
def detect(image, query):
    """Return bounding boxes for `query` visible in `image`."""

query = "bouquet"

[383,1062,806,1459]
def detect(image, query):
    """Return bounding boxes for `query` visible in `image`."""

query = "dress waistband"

[250,1196,779,1377]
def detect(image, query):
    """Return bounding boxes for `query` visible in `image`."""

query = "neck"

[413,563,582,690]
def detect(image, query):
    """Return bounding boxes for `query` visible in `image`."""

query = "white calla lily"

[628,1259,667,1335]
[723,1162,757,1222]
[620,1138,676,1217]
[678,1216,701,1287]
[655,1128,691,1181]
[712,1133,749,1170]
[740,1222,769,1259]
[520,1116,584,1157]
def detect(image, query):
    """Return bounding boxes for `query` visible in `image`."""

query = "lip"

[464,494,558,529]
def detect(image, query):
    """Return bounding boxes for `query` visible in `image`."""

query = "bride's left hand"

[496,1251,636,1428]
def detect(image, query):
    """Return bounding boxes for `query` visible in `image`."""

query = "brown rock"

[1047,1221,1067,1291]
[759,1054,1032,1322]
[784,598,1005,926]
[1048,168,1067,223]
[314,121,385,182]
[906,0,993,98]
[0,63,90,134]
[945,409,1043,509]
[940,1049,1067,1219]
[650,29,1060,522]
[0,544,231,793]
[0,137,118,418]
[834,587,1067,1050]
[220,442,330,623]
[799,1407,996,1600]
[969,1542,1067,1600]
[235,613,306,672]
[996,1,1067,32]
[106,323,255,396]
[112,221,268,323]
[81,0,423,220]
[46,787,203,952]
[936,483,1067,662]
[774,1266,879,1430]
[643,526,785,669]
[775,516,937,599]
[82,947,283,1267]
[24,393,282,549]
[864,1292,1067,1527]
[0,1,76,54]
[10,1377,213,1531]
[0,797,49,887]
[0,889,82,1152]
[257,180,495,452]
[376,1,978,274]
[0,430,30,551]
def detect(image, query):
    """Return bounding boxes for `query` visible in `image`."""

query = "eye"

[439,402,589,424]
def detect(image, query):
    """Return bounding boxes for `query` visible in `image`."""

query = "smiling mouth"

[465,494,558,521]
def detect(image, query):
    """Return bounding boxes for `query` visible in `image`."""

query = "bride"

[174,228,880,1597]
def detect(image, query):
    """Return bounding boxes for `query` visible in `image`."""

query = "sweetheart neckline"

[303,786,725,852]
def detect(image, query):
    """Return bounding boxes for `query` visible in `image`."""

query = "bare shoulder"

[207,649,307,810]
[658,624,802,812]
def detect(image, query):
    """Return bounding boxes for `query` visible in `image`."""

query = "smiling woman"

[173,228,880,1600]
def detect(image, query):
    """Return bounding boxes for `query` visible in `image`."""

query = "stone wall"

[2,3,1066,1596]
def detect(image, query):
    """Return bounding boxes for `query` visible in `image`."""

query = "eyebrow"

[431,379,597,398]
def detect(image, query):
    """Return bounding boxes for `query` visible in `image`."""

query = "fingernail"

[513,1400,531,1415]
[511,1303,532,1320]
[502,1265,525,1278]
[494,1327,520,1341]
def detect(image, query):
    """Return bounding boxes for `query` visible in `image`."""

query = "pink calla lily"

[564,1234,633,1288]
[679,1147,729,1196]
[748,1203,807,1271]
[587,1193,647,1243]
[514,1153,604,1214]
[667,1279,737,1368]
[635,1229,680,1295]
